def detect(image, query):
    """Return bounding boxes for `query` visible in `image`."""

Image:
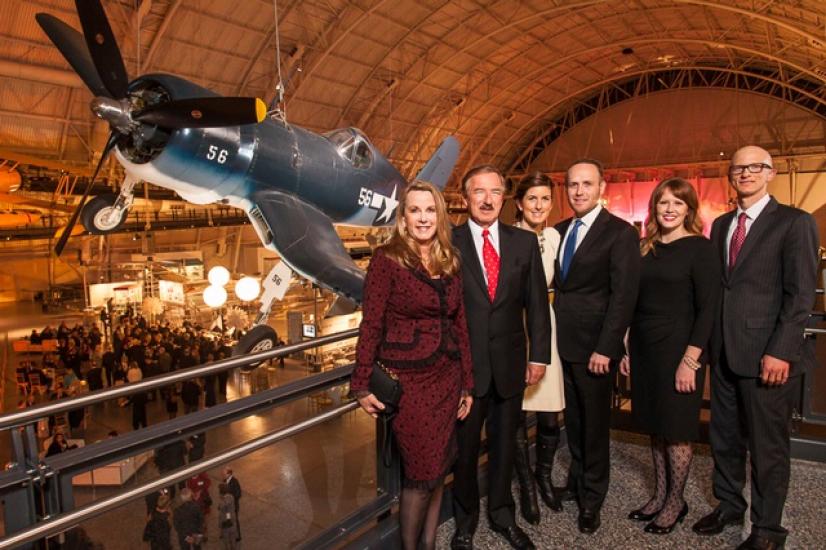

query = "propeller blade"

[74,0,129,99]
[54,132,120,257]
[54,224,86,240]
[35,13,110,98]
[134,97,268,128]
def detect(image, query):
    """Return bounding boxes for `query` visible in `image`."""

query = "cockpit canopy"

[325,127,373,169]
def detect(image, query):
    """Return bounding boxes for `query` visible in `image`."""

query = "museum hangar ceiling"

[1,0,825,191]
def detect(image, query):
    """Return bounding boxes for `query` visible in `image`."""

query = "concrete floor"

[2,302,825,549]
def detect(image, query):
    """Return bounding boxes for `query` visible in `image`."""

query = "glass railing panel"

[65,396,377,550]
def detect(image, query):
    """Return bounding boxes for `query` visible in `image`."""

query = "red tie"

[482,228,499,302]
[728,212,748,272]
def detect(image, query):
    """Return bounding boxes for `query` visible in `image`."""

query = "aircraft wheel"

[80,193,128,234]
[233,325,279,371]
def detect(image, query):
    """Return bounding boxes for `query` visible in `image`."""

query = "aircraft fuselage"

[115,73,404,229]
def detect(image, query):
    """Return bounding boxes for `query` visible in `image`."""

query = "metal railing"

[0,328,401,550]
[0,329,357,431]
[1,403,359,549]
[4,317,825,549]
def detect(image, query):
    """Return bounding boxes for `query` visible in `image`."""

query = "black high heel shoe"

[628,507,660,522]
[644,503,689,534]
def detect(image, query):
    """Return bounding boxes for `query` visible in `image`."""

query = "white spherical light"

[208,265,230,287]
[203,285,228,308]
[234,276,261,302]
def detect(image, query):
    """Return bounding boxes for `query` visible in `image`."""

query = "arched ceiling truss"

[507,66,826,176]
[1,0,825,189]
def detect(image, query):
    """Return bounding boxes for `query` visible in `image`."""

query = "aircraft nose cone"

[90,96,132,131]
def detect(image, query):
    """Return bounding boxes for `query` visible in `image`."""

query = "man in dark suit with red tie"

[692,146,818,550]
[553,158,640,534]
[451,165,551,550]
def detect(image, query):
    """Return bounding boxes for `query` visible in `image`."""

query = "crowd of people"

[143,466,243,550]
[353,145,818,550]
[16,316,235,430]
[15,316,245,549]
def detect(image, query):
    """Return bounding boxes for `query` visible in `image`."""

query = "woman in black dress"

[620,177,720,534]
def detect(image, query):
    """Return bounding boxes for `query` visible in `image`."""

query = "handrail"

[0,328,359,430]
[23,365,354,478]
[0,402,360,549]
[3,312,822,548]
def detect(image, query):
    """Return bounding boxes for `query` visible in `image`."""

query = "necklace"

[516,221,545,254]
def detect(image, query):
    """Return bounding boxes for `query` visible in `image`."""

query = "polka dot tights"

[639,436,693,527]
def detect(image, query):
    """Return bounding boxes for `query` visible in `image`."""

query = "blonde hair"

[381,180,460,277]
[641,177,703,256]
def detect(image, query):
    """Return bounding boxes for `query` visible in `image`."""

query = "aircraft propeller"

[53,132,120,256]
[37,0,267,256]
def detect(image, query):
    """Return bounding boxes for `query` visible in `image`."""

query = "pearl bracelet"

[682,356,701,371]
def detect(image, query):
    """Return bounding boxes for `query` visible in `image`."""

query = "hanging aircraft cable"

[269,0,288,123]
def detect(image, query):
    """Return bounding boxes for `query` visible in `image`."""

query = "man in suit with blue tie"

[692,146,818,550]
[552,158,640,534]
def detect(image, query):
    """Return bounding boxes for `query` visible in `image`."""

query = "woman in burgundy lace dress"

[351,181,474,550]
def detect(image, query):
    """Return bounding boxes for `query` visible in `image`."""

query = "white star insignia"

[376,185,398,223]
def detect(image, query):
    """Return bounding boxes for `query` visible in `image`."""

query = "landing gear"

[232,261,294,370]
[79,174,136,234]
[80,193,128,233]
[233,325,278,370]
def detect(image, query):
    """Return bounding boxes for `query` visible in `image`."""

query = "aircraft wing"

[251,189,365,304]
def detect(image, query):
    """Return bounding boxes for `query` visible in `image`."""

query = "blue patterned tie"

[561,219,583,281]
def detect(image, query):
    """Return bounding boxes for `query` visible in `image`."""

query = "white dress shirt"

[559,203,602,267]
[468,218,500,286]
[725,193,771,268]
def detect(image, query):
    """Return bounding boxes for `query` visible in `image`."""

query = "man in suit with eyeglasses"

[692,146,818,550]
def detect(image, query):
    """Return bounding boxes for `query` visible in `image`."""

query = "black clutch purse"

[368,361,402,468]
[368,361,402,416]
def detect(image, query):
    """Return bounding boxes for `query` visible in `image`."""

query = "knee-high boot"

[514,415,540,525]
[535,423,562,512]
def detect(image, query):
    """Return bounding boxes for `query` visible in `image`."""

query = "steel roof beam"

[141,0,183,72]
[503,66,826,174]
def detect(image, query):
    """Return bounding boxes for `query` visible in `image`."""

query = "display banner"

[158,280,185,304]
[88,281,143,307]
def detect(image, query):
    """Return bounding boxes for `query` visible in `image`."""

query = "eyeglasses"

[729,163,772,176]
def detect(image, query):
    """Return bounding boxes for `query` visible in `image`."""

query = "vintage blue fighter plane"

[37,0,460,353]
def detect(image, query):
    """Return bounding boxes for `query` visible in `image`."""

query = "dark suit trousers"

[561,360,614,512]
[452,386,522,532]
[710,354,801,544]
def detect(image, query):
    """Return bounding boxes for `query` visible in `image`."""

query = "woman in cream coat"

[512,172,565,525]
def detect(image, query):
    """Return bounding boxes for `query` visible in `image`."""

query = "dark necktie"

[728,212,748,272]
[560,219,583,281]
[482,228,499,302]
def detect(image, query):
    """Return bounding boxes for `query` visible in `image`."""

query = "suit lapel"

[553,218,572,289]
[455,223,487,298]
[564,208,610,280]
[717,210,735,282]
[730,198,778,279]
